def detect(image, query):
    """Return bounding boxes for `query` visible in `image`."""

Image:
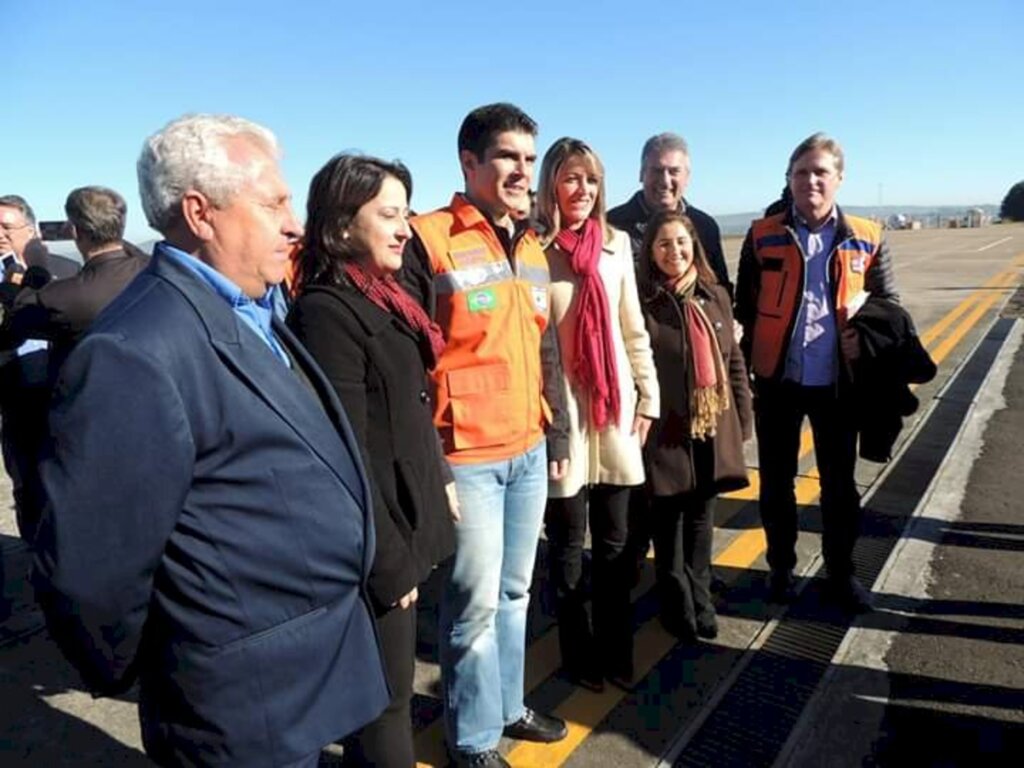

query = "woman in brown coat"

[639,210,753,641]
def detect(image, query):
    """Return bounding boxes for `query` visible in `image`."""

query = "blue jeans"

[440,440,548,754]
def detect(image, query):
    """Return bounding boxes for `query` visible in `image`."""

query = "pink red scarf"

[342,262,446,368]
[666,266,730,439]
[554,218,620,430]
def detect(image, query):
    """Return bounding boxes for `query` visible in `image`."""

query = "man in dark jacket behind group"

[1,186,149,378]
[607,132,731,293]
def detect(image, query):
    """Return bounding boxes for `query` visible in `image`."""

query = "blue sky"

[4,0,1022,242]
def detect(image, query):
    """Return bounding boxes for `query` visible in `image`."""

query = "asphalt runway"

[1,223,1021,766]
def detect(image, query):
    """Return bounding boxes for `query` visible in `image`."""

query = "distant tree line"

[1001,181,1024,221]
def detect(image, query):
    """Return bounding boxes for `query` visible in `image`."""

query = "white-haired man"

[33,114,388,767]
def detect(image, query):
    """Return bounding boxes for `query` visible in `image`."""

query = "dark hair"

[457,102,537,161]
[764,185,793,217]
[64,186,127,245]
[0,194,37,226]
[299,153,412,289]
[639,209,717,297]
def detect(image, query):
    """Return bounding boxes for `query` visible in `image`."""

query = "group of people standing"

[7,99,907,768]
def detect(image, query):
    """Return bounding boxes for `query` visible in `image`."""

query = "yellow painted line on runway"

[929,269,1019,365]
[723,466,760,500]
[723,429,813,501]
[710,469,820,570]
[416,252,1024,768]
[920,261,1021,347]
[507,621,678,767]
[414,600,568,766]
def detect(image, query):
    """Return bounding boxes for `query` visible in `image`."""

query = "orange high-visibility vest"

[748,212,882,379]
[412,194,552,464]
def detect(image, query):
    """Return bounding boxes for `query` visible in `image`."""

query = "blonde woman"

[537,138,659,691]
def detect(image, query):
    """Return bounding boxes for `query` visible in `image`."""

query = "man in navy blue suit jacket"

[32,114,389,767]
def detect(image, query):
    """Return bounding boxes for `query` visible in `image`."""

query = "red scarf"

[342,262,446,368]
[666,266,729,439]
[554,219,620,430]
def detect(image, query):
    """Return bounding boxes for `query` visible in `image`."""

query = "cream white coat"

[547,228,660,498]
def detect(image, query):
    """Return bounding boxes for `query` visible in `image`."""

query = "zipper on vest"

[827,230,858,397]
[781,225,809,381]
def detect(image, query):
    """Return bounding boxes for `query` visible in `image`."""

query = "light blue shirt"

[156,243,290,367]
[784,207,839,386]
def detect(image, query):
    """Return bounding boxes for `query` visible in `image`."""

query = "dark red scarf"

[342,262,446,368]
[554,218,620,430]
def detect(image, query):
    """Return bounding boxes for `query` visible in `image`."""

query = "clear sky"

[4,0,1022,242]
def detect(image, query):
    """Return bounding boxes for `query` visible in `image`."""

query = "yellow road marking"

[920,262,1020,347]
[928,269,1018,364]
[508,622,678,767]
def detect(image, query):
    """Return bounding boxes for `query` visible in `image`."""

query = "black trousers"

[754,378,861,580]
[545,484,633,678]
[626,486,652,580]
[651,486,716,636]
[342,601,416,767]
[0,389,50,543]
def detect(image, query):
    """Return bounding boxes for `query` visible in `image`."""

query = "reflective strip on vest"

[517,264,550,285]
[434,260,514,294]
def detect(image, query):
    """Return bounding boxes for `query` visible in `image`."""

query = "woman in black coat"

[288,154,456,768]
[639,210,753,642]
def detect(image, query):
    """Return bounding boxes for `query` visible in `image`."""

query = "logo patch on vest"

[467,288,497,312]
[531,285,548,313]
[850,255,867,273]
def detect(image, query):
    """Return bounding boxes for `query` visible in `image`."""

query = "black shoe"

[825,575,874,614]
[710,574,728,595]
[602,657,637,692]
[768,569,796,604]
[563,665,604,693]
[502,708,567,743]
[452,749,510,767]
[696,612,718,640]
[658,612,698,643]
[606,671,637,693]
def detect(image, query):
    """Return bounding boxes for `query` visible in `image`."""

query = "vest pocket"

[446,363,517,450]
[757,258,788,318]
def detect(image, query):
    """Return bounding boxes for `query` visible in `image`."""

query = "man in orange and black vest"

[400,103,569,768]
[735,133,899,614]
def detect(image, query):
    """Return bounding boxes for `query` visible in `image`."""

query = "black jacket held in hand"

[849,296,937,462]
[288,283,456,614]
[642,281,753,497]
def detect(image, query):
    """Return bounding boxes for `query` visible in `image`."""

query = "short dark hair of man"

[300,154,412,289]
[457,103,537,161]
[64,186,127,247]
[0,194,37,226]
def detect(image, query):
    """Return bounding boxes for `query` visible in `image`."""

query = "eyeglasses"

[0,222,32,233]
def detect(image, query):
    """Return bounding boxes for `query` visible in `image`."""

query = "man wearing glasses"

[0,196,78,285]
[0,195,78,544]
